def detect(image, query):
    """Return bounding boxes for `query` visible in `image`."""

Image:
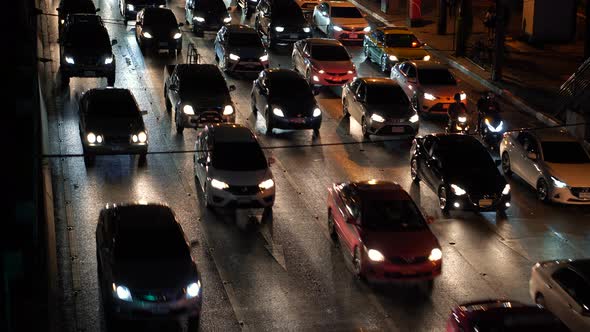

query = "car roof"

[410,60,447,70]
[305,38,343,46]
[83,87,134,101]
[226,24,257,33]
[208,124,258,143]
[525,128,579,143]
[176,64,224,79]
[324,1,357,7]
[377,26,413,35]
[102,203,178,232]
[358,77,399,86]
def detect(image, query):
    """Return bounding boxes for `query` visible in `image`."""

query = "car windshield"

[115,228,190,260]
[385,34,420,47]
[270,76,313,98]
[331,7,363,18]
[87,96,138,117]
[541,141,590,163]
[228,33,262,47]
[366,84,409,105]
[311,45,350,61]
[212,142,267,171]
[362,199,426,231]
[67,27,110,50]
[144,10,177,26]
[418,68,456,85]
[472,313,568,332]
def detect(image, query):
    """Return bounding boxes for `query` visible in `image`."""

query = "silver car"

[499,128,590,204]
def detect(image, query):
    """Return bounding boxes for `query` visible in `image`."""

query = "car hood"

[331,17,368,28]
[545,162,590,187]
[384,47,428,59]
[420,85,460,100]
[368,104,415,119]
[310,59,354,73]
[210,168,272,186]
[65,46,112,58]
[270,95,317,116]
[85,117,144,135]
[227,45,265,59]
[113,259,197,290]
[361,229,439,258]
[445,167,505,195]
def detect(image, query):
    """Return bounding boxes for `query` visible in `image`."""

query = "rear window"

[212,142,267,171]
[366,84,409,105]
[331,7,363,18]
[418,68,456,85]
[541,141,590,163]
[311,44,350,61]
[471,312,568,332]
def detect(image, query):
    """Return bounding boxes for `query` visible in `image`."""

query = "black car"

[119,0,166,24]
[254,0,312,49]
[214,25,269,74]
[410,134,511,214]
[135,7,183,54]
[237,0,259,18]
[57,0,98,35]
[78,88,147,165]
[185,0,231,36]
[164,64,237,133]
[251,69,321,135]
[59,14,116,86]
[96,203,202,329]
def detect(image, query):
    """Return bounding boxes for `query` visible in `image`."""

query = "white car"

[390,60,466,116]
[194,123,275,211]
[529,259,590,332]
[312,1,370,42]
[499,128,590,204]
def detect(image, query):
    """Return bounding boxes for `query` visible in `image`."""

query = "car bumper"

[311,72,355,86]
[111,296,202,320]
[448,193,511,211]
[364,261,442,283]
[333,30,366,42]
[367,119,419,137]
[549,186,590,204]
[271,31,313,45]
[178,112,235,129]
[83,142,148,155]
[193,21,228,32]
[140,37,182,50]
[61,64,115,78]
[226,59,268,73]
[270,115,322,130]
[421,98,467,114]
[208,186,275,208]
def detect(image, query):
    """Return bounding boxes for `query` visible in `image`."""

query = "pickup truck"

[163,63,236,133]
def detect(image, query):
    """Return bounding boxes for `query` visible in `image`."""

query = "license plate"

[290,118,305,123]
[159,42,168,47]
[290,34,298,39]
[479,199,493,207]
[349,33,358,39]
[111,146,125,151]
[83,71,95,76]
[580,192,590,199]
[391,127,404,133]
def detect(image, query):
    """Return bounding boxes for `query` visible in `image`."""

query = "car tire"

[84,154,95,166]
[313,127,320,136]
[380,55,389,73]
[353,247,363,279]
[501,152,512,177]
[251,94,258,114]
[261,206,273,224]
[537,178,550,203]
[410,158,420,183]
[165,94,172,112]
[60,71,70,87]
[187,315,200,331]
[363,45,370,61]
[438,185,450,213]
[107,75,115,87]
[327,209,338,242]
[138,153,147,166]
[265,110,274,135]
[535,293,546,308]
[361,116,370,138]
[342,99,350,117]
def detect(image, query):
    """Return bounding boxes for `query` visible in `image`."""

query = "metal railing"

[554,56,590,119]
[187,42,200,64]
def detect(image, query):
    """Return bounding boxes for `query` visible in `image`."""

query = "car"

[295,0,320,19]
[56,0,99,35]
[119,0,166,25]
[185,0,231,37]
[499,128,590,204]
[78,88,148,165]
[194,124,275,210]
[292,38,356,88]
[312,1,370,42]
[254,0,313,49]
[251,68,322,135]
[529,259,590,331]
[164,64,236,133]
[391,61,466,116]
[237,0,259,18]
[363,26,431,73]
[135,7,183,54]
[59,14,116,86]
[410,134,511,214]
[214,25,269,74]
[96,203,202,330]
[342,77,419,138]
[327,180,442,289]
[446,300,569,332]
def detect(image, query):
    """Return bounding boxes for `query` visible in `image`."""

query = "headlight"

[115,284,132,302]
[104,56,113,65]
[363,26,371,32]
[423,93,436,101]
[194,16,205,22]
[173,32,182,39]
[223,105,234,115]
[96,135,103,143]
[460,92,467,100]
[312,75,319,82]
[332,26,343,32]
[275,26,284,32]
[428,248,442,261]
[228,53,240,61]
[303,27,311,33]
[142,31,153,39]
[551,177,567,188]
[347,70,354,74]
[211,179,229,190]
[60,19,65,24]
[458,116,467,123]
[273,108,284,117]
[389,55,399,61]
[65,56,75,64]
[137,131,147,143]
[186,281,201,299]
[158,4,165,8]
[259,54,268,62]
[409,114,419,123]
[367,249,385,262]
[224,17,232,23]
[86,133,102,144]
[183,105,195,115]
[259,179,274,190]
[485,119,503,132]
[423,55,431,61]
[371,114,385,123]
[318,69,325,74]
[127,4,135,11]
[502,184,510,195]
[450,184,466,196]
[313,107,321,117]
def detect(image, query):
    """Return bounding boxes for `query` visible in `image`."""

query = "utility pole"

[437,0,447,35]
[492,0,505,81]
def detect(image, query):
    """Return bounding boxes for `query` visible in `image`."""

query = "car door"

[551,268,589,331]
[349,81,365,123]
[405,63,418,95]
[292,40,305,73]
[258,1,271,37]
[364,31,378,61]
[336,185,361,257]
[393,62,411,95]
[167,70,181,110]
[97,212,114,285]
[315,3,329,34]
[78,96,88,138]
[215,26,226,61]
[519,133,542,186]
[135,12,143,39]
[369,31,383,61]
[195,132,209,188]
[420,138,439,188]
[185,0,194,22]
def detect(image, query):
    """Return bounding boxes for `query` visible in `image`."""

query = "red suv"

[446,300,570,331]
[327,180,442,291]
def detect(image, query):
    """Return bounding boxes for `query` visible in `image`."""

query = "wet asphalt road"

[38,0,590,331]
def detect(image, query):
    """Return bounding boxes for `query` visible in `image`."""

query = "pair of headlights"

[194,16,231,23]
[332,26,371,32]
[484,119,504,133]
[370,113,419,123]
[228,54,268,62]
[450,183,511,196]
[210,178,274,190]
[183,105,234,116]
[273,107,321,118]
[142,32,182,39]
[388,55,431,62]
[423,92,466,101]
[367,248,442,262]
[113,281,201,302]
[86,131,147,144]
[65,56,113,65]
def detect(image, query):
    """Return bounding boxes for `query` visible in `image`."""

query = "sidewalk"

[350,0,587,128]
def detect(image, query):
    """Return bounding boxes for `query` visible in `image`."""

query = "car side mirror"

[229,84,236,92]
[267,156,276,165]
[197,157,208,166]
[111,39,118,46]
[527,152,537,160]
[96,8,100,13]
[140,109,148,115]
[178,22,184,27]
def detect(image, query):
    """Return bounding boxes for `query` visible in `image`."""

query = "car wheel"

[60,71,70,87]
[187,315,200,331]
[265,110,274,135]
[203,183,212,209]
[501,152,512,176]
[84,154,95,166]
[175,111,184,134]
[138,153,147,166]
[353,247,363,279]
[535,293,546,308]
[438,185,450,213]
[380,55,389,73]
[107,75,115,87]
[537,178,550,202]
[251,94,257,114]
[327,209,338,242]
[165,95,171,112]
[342,99,350,117]
[421,280,434,295]
[363,45,370,60]
[361,116,370,138]
[410,158,420,183]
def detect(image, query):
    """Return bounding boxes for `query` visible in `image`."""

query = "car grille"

[389,256,428,265]
[570,187,590,199]
[325,71,348,76]
[196,110,222,123]
[342,26,364,32]
[80,55,100,66]
[104,135,129,144]
[374,125,416,135]
[384,271,433,279]
[227,185,260,195]
[133,288,184,303]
